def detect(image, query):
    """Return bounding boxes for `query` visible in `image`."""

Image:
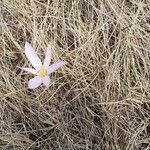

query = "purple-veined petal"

[28,76,42,89]
[25,42,42,70]
[17,66,38,75]
[42,76,51,88]
[43,48,51,68]
[48,61,67,74]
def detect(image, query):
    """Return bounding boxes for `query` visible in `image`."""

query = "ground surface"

[0,0,150,150]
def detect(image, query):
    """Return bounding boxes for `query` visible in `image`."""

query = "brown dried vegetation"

[0,0,150,149]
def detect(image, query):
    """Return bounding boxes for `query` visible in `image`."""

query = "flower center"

[38,67,48,77]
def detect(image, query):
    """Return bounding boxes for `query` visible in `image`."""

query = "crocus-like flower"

[18,42,67,89]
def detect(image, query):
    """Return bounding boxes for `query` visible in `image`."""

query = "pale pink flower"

[18,42,67,89]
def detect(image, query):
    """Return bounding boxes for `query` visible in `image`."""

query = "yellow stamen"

[38,66,48,77]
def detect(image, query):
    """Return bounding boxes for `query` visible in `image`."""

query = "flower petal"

[43,48,51,68]
[25,42,42,70]
[48,61,67,73]
[17,66,37,75]
[42,76,51,88]
[28,76,42,89]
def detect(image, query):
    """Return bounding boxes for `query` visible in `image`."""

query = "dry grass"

[0,0,150,149]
